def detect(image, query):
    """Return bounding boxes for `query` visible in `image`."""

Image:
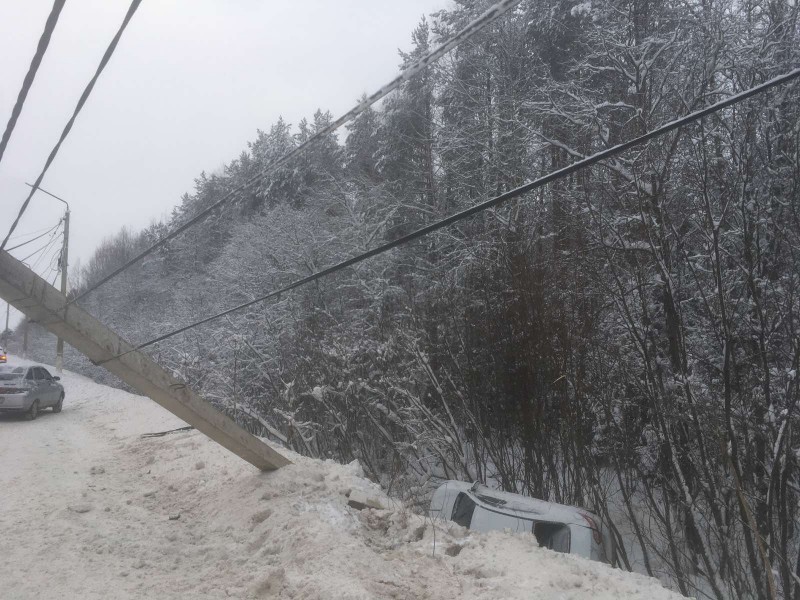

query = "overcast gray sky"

[0,0,449,328]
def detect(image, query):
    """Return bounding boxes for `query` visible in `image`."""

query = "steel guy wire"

[0,0,143,252]
[95,67,800,365]
[68,0,523,305]
[0,0,66,166]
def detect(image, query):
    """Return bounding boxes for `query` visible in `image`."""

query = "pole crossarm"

[0,249,290,471]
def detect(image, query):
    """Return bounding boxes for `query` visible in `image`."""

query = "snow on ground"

[0,357,684,599]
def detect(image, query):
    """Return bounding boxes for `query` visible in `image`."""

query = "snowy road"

[0,361,682,599]
[0,366,195,598]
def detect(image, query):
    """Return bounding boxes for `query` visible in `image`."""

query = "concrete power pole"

[55,208,69,372]
[2,302,8,348]
[26,182,70,373]
[0,249,291,471]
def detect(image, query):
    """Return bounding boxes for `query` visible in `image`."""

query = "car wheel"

[53,394,64,414]
[27,400,40,421]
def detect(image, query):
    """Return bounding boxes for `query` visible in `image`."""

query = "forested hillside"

[16,0,800,597]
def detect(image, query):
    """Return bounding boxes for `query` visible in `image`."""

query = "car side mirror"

[53,376,60,381]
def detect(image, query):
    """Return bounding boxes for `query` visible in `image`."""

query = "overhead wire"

[0,0,143,252]
[42,235,64,276]
[27,223,63,268]
[30,233,62,272]
[7,223,59,241]
[0,0,67,166]
[68,0,523,305]
[46,258,63,286]
[18,225,61,264]
[18,240,54,264]
[96,67,800,365]
[15,220,62,271]
[5,219,62,252]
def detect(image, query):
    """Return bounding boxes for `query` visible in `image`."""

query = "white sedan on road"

[0,364,65,419]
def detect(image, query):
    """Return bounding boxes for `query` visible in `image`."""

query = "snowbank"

[0,360,683,599]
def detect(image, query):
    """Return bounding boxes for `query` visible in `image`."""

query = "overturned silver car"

[430,481,615,564]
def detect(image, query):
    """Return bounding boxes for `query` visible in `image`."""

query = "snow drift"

[0,361,682,599]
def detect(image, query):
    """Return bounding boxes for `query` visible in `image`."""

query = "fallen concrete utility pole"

[0,249,290,471]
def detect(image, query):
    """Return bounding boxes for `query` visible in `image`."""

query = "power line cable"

[5,220,62,252]
[69,0,523,305]
[15,218,62,265]
[0,0,67,166]
[36,246,58,279]
[32,233,64,274]
[97,67,800,364]
[46,257,62,284]
[42,236,64,275]
[0,0,143,252]
[19,228,61,264]
[7,223,59,241]
[28,226,63,268]
[19,241,52,264]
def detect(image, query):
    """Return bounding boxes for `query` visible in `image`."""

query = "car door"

[34,368,55,406]
[44,368,63,405]
[24,368,40,403]
[42,368,60,406]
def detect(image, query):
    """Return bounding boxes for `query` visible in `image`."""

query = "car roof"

[436,480,598,527]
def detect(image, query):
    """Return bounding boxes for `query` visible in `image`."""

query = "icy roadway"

[0,358,682,600]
